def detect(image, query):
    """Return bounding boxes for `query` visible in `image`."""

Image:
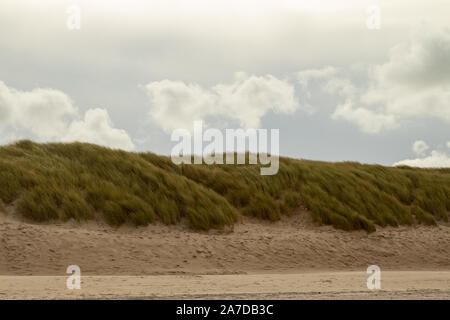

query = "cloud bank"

[0,81,134,150]
[298,26,450,134]
[145,73,298,132]
[394,140,450,168]
[394,150,450,168]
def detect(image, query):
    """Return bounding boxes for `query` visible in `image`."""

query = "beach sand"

[1,210,449,299]
[1,271,449,299]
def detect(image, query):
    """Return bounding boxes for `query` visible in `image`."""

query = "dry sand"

[0,210,449,299]
[1,272,449,299]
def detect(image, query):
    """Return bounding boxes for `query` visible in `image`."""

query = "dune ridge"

[1,141,449,232]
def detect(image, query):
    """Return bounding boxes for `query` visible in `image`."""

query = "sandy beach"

[1,271,449,299]
[1,210,449,299]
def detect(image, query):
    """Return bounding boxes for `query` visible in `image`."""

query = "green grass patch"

[0,141,449,232]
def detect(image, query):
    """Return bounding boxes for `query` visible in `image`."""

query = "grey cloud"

[412,140,429,156]
[298,26,450,134]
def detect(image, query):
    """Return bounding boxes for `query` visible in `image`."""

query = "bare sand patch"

[1,272,449,299]
[0,211,449,299]
[1,211,448,276]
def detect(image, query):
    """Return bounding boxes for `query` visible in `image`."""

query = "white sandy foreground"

[1,272,449,299]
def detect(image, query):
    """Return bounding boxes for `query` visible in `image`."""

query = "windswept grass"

[0,141,237,230]
[0,141,449,232]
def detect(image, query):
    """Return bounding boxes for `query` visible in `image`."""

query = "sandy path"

[0,211,449,276]
[1,271,449,299]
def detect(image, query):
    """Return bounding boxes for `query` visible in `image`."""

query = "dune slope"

[0,140,449,232]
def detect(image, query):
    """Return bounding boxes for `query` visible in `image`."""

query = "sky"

[0,0,449,167]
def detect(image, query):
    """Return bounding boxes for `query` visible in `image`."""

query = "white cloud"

[297,67,400,133]
[0,81,76,139]
[145,72,298,132]
[361,25,450,123]
[412,140,429,156]
[394,140,450,168]
[0,81,134,150]
[62,108,135,151]
[301,26,450,134]
[447,141,450,149]
[296,67,343,114]
[332,100,398,134]
[370,26,450,90]
[145,80,216,132]
[297,67,337,89]
[394,150,450,168]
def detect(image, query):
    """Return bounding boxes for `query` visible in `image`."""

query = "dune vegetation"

[0,141,449,232]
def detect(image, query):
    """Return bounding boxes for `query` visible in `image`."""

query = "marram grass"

[0,141,449,232]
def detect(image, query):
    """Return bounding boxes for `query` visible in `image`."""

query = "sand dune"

[1,210,449,276]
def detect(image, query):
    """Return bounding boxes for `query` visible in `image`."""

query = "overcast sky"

[1,0,449,167]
